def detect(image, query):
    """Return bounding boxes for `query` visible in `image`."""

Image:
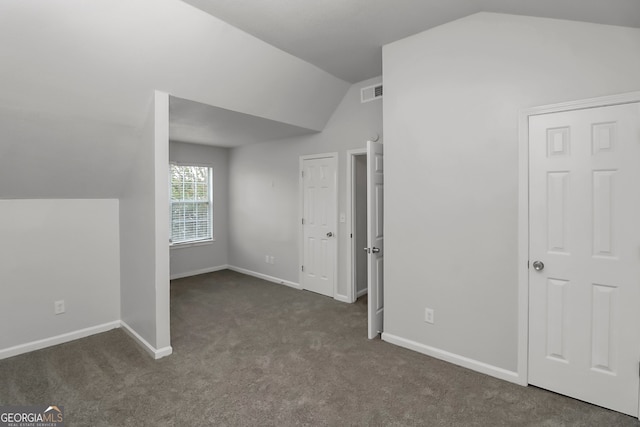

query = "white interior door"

[528,102,640,416]
[367,140,384,339]
[301,155,337,298]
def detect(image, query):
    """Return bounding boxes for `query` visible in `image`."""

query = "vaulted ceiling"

[3,0,640,198]
[169,96,317,147]
[183,0,640,83]
[0,0,348,198]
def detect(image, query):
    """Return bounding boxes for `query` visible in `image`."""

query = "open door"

[366,140,383,339]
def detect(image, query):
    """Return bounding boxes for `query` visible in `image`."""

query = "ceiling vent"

[361,84,383,103]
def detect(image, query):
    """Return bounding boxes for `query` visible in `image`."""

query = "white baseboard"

[120,321,172,360]
[356,288,368,298]
[334,294,352,303]
[170,264,229,280]
[227,265,301,290]
[0,321,121,360]
[0,321,174,361]
[381,332,521,385]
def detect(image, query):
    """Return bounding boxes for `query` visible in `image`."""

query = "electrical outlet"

[424,308,434,324]
[54,300,65,315]
[270,256,275,264]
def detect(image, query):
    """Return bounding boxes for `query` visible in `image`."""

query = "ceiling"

[169,96,318,148]
[171,0,640,147]
[182,0,640,83]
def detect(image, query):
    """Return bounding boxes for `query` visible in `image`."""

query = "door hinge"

[302,218,304,225]
[350,233,353,238]
[301,170,304,178]
[301,265,304,272]
[527,260,530,269]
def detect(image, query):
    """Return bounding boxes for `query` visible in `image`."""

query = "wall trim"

[334,295,351,303]
[170,264,229,280]
[382,332,523,385]
[227,265,301,290]
[356,288,368,298]
[517,90,640,386]
[120,321,173,360]
[0,321,121,360]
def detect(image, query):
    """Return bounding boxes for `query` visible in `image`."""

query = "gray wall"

[119,93,170,352]
[228,77,383,298]
[169,141,230,278]
[383,12,640,372]
[0,199,120,354]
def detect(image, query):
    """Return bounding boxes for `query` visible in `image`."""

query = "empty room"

[1,0,640,425]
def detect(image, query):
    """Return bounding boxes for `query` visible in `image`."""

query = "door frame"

[346,148,368,303]
[299,152,339,299]
[517,90,640,389]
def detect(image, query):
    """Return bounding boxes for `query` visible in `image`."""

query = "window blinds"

[170,165,212,244]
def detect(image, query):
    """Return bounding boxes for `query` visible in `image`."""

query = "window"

[170,164,213,245]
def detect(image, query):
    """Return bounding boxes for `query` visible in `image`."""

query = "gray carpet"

[1,269,638,426]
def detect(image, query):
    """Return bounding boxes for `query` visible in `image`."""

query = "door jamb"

[517,90,640,388]
[299,152,339,299]
[346,148,367,303]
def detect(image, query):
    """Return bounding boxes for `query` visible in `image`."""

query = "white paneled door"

[301,155,337,298]
[528,102,640,416]
[367,141,384,339]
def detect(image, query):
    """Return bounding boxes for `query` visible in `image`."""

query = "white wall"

[0,107,139,199]
[119,92,171,356]
[228,77,383,298]
[0,199,120,353]
[169,141,230,278]
[0,0,347,131]
[383,13,640,372]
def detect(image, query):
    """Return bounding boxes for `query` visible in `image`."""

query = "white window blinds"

[170,164,212,245]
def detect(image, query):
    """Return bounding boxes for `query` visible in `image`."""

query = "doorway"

[348,149,369,302]
[347,141,385,339]
[519,92,640,417]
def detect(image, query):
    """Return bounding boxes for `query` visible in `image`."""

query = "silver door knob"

[532,261,544,271]
[363,247,370,253]
[326,232,333,237]
[371,247,380,253]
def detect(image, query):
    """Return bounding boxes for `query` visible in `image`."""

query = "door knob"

[371,247,380,253]
[326,232,333,237]
[532,261,544,271]
[363,247,370,253]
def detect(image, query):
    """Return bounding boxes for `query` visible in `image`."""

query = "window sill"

[170,239,215,249]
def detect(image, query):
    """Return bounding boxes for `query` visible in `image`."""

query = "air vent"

[361,84,383,103]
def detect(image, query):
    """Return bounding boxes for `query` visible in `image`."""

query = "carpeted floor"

[1,269,638,426]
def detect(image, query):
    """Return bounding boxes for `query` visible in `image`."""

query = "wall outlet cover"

[425,308,434,324]
[54,300,66,315]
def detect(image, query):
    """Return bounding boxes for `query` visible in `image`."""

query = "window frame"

[169,162,214,248]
